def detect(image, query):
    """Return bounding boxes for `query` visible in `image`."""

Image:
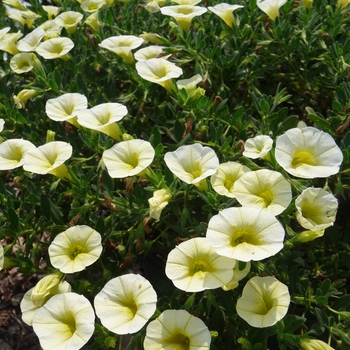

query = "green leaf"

[8,208,19,230]
[102,170,114,193]
[40,194,51,220]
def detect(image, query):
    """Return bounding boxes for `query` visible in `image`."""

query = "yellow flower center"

[230,229,260,247]
[58,311,77,339]
[291,151,316,168]
[70,244,87,259]
[164,334,190,350]
[52,43,63,55]
[259,188,274,208]
[255,293,274,315]
[115,297,138,319]
[192,260,209,274]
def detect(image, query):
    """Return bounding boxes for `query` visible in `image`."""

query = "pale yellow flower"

[85,10,102,30]
[0,31,23,55]
[39,20,62,39]
[300,338,335,350]
[165,237,236,292]
[7,8,41,28]
[210,161,250,198]
[10,52,34,74]
[148,188,172,221]
[302,0,313,9]
[0,139,36,170]
[3,0,27,10]
[48,225,103,274]
[32,293,95,350]
[160,5,207,32]
[236,276,290,328]
[222,261,251,291]
[42,5,61,19]
[208,3,244,28]
[243,135,273,159]
[13,89,37,109]
[0,119,4,132]
[134,45,171,61]
[144,309,211,350]
[17,27,45,52]
[36,37,74,60]
[80,0,106,12]
[256,0,287,20]
[55,11,84,34]
[338,0,350,9]
[0,245,4,271]
[206,207,285,261]
[94,274,157,334]
[295,188,338,231]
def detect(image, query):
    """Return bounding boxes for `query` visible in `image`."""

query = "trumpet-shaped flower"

[295,188,338,231]
[165,237,236,292]
[134,45,171,61]
[48,225,103,274]
[32,292,95,350]
[16,27,45,52]
[0,31,23,55]
[23,141,73,181]
[275,127,343,179]
[102,139,155,178]
[7,8,41,28]
[164,143,219,189]
[3,0,27,10]
[172,0,202,4]
[99,35,144,64]
[46,93,88,128]
[54,11,83,34]
[210,161,250,198]
[80,0,106,12]
[76,102,128,141]
[20,273,71,326]
[144,309,211,350]
[0,139,36,170]
[206,207,285,261]
[94,274,157,334]
[208,3,244,28]
[300,338,335,350]
[160,5,207,32]
[293,230,325,243]
[13,88,37,109]
[42,5,61,19]
[136,58,182,92]
[85,10,102,30]
[139,32,168,45]
[243,135,273,159]
[338,0,350,9]
[148,188,172,221]
[234,169,292,215]
[302,0,313,9]
[144,0,162,14]
[236,276,290,328]
[36,37,74,60]
[222,261,251,291]
[10,52,34,73]
[256,0,287,20]
[177,73,202,93]
[39,20,62,39]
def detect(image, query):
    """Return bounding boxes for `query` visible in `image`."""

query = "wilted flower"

[236,276,290,328]
[102,139,155,178]
[164,143,219,190]
[206,206,285,261]
[13,89,37,109]
[134,45,171,61]
[32,292,95,350]
[0,31,23,55]
[42,5,61,19]
[23,141,73,181]
[295,188,338,231]
[0,139,36,170]
[20,273,71,326]
[94,274,157,334]
[48,225,103,274]
[165,237,236,292]
[46,93,88,128]
[54,11,84,34]
[99,35,144,64]
[136,58,182,92]
[148,188,172,221]
[222,261,251,291]
[76,102,128,141]
[275,127,343,179]
[256,0,287,20]
[16,27,45,52]
[243,135,273,159]
[210,161,250,198]
[36,37,74,60]
[234,169,292,215]
[208,3,244,28]
[144,309,211,350]
[160,5,207,32]
[300,338,335,350]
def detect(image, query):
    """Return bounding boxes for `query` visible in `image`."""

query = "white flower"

[48,225,103,273]
[164,143,219,189]
[0,139,36,170]
[233,169,292,215]
[295,188,338,231]
[222,261,251,291]
[10,52,33,74]
[165,237,236,292]
[208,3,244,28]
[94,274,157,334]
[210,161,250,198]
[32,292,95,350]
[256,0,287,20]
[102,139,155,178]
[236,276,290,327]
[134,45,171,61]
[275,127,343,179]
[243,135,273,159]
[148,188,172,221]
[54,11,83,34]
[36,37,74,60]
[144,309,211,350]
[206,207,285,261]
[16,27,45,52]
[0,119,4,132]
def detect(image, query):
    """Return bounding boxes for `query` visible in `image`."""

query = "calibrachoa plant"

[0,0,350,349]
